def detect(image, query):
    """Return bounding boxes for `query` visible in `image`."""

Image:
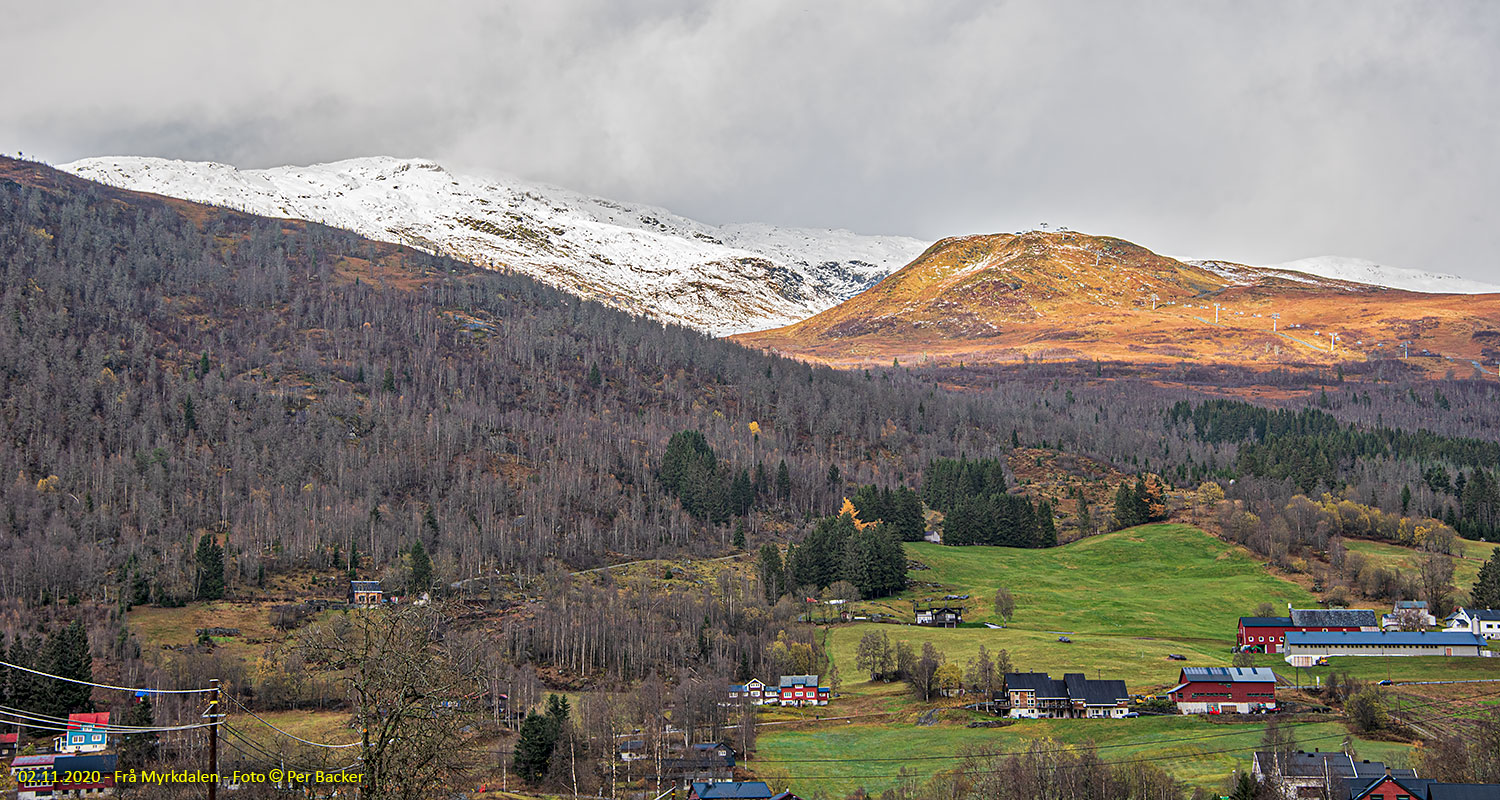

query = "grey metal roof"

[1426,784,1500,800]
[53,753,117,774]
[1345,775,1435,800]
[1462,608,1500,622]
[1004,672,1067,698]
[693,781,773,799]
[778,674,821,688]
[1394,600,1428,610]
[1256,751,1412,780]
[1180,666,1277,683]
[1286,630,1486,647]
[350,580,382,591]
[1289,608,1379,628]
[1240,616,1293,627]
[1062,673,1129,706]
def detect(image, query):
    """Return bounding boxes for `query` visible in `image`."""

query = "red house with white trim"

[1166,667,1278,714]
[777,675,829,706]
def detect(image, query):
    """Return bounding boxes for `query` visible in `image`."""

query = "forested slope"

[0,158,1025,605]
[2,156,1498,616]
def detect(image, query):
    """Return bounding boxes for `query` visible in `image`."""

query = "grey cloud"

[3,0,1498,279]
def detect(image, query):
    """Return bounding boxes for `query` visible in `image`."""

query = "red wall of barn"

[1170,680,1276,703]
[1237,624,1360,653]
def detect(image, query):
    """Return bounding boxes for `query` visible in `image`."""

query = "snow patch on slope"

[59,156,929,334]
[1266,256,1500,295]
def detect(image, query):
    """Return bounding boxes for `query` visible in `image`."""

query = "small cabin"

[915,603,963,627]
[349,580,384,606]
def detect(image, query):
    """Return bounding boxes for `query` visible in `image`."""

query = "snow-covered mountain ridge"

[1263,256,1500,295]
[58,156,929,335]
[1180,255,1500,294]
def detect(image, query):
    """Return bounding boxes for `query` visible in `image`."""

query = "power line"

[0,659,214,694]
[222,694,362,749]
[0,705,218,733]
[221,724,362,774]
[0,717,212,736]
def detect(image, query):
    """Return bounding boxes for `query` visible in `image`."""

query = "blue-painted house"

[55,712,110,754]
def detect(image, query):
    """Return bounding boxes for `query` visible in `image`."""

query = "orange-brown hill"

[733,230,1500,372]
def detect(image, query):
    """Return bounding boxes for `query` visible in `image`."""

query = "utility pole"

[207,678,221,800]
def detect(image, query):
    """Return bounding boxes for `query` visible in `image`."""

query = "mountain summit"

[734,230,1500,369]
[59,156,928,334]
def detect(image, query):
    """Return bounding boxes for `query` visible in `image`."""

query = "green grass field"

[757,524,1437,794]
[751,715,1410,795]
[894,526,1317,637]
[829,524,1317,691]
[1344,538,1497,598]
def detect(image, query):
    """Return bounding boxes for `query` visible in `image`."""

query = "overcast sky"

[5,1,1498,279]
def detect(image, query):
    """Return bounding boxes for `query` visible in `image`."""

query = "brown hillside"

[733,230,1500,372]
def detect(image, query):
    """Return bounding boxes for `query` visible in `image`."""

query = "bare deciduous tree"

[301,603,483,800]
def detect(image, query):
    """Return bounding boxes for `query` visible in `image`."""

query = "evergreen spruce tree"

[1229,772,1258,800]
[44,621,93,715]
[1112,482,1143,530]
[1472,548,1500,610]
[119,698,157,768]
[512,711,556,782]
[1035,499,1058,547]
[194,534,225,600]
[730,468,754,516]
[732,519,747,550]
[775,460,792,500]
[543,693,571,742]
[894,487,926,542]
[409,540,432,593]
[8,636,46,718]
[756,544,785,603]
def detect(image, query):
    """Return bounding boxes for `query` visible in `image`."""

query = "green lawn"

[756,524,1496,794]
[750,715,1410,796]
[828,625,1232,693]
[893,526,1317,638]
[829,525,1316,691]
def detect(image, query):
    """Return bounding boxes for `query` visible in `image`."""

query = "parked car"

[1122,712,1139,718]
[1166,654,1187,661]
[1057,636,1072,643]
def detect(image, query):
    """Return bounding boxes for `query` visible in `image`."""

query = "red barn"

[1237,616,1294,653]
[1237,608,1378,653]
[1166,667,1278,714]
